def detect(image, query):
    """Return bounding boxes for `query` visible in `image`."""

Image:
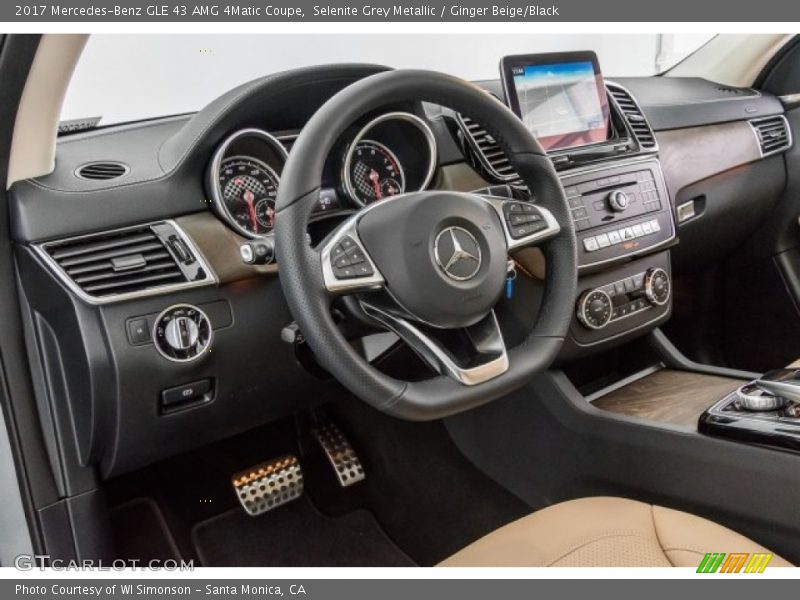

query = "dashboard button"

[127,318,151,345]
[161,378,212,409]
[572,207,588,219]
[583,237,599,252]
[608,230,622,245]
[632,224,644,237]
[596,233,611,248]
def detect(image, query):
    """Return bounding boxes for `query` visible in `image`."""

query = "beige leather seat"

[440,497,791,567]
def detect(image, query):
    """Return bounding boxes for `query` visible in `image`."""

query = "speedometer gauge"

[344,140,406,205]
[218,157,279,236]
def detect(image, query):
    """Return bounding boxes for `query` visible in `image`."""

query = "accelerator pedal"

[313,421,365,487]
[232,455,303,517]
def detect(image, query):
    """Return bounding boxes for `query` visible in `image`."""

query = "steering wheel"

[274,69,577,420]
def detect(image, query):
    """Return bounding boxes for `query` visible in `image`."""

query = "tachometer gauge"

[218,157,279,236]
[344,140,406,205]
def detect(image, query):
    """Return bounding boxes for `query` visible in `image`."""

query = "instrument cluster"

[207,111,438,239]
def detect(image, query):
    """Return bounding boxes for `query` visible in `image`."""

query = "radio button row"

[582,218,662,253]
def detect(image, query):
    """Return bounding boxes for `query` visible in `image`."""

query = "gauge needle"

[242,189,258,230]
[368,169,383,200]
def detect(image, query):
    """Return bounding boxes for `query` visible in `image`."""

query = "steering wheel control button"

[577,289,614,330]
[644,267,671,306]
[503,202,549,239]
[329,236,374,280]
[153,304,212,362]
[434,226,482,281]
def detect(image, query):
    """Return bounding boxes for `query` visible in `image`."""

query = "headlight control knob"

[644,267,671,306]
[607,190,630,212]
[577,288,613,330]
[154,304,212,362]
[164,316,199,350]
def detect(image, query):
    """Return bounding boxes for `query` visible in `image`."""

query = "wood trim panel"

[176,212,276,283]
[656,121,761,202]
[592,368,745,429]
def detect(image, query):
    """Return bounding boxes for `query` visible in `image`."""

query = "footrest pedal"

[313,421,365,487]
[231,455,303,516]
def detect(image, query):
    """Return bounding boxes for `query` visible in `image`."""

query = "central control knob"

[607,190,630,212]
[153,304,212,362]
[644,268,671,306]
[577,289,613,330]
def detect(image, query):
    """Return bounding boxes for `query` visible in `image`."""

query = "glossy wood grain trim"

[656,121,762,202]
[175,212,276,284]
[592,368,745,429]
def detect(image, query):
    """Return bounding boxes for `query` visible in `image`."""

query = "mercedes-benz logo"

[434,226,482,281]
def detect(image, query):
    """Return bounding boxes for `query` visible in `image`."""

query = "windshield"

[61,33,715,127]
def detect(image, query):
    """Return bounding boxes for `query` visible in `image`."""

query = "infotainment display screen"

[500,51,610,152]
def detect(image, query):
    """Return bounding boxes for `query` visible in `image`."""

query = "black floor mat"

[109,498,182,562]
[192,496,415,567]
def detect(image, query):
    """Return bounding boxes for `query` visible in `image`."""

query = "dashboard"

[6,60,794,480]
[207,110,438,238]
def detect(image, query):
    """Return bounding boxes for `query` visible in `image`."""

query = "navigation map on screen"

[509,60,609,151]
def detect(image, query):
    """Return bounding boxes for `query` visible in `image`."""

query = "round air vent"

[75,161,129,181]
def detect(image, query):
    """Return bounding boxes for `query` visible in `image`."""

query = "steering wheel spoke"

[320,212,385,294]
[360,301,509,386]
[481,196,561,251]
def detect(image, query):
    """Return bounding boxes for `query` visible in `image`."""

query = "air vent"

[456,113,519,183]
[750,116,792,157]
[75,161,129,181]
[606,83,657,150]
[38,222,213,302]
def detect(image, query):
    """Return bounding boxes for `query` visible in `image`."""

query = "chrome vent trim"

[750,115,792,157]
[75,161,130,181]
[455,112,520,184]
[34,220,216,305]
[606,82,658,151]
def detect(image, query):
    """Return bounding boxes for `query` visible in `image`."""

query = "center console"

[561,159,675,353]
[493,51,677,357]
[561,158,674,269]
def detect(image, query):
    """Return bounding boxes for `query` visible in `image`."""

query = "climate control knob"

[153,304,212,362]
[644,268,671,306]
[607,190,630,212]
[577,289,613,330]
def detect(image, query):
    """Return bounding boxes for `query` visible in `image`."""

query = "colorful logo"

[697,552,772,573]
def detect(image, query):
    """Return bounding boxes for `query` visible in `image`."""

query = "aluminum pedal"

[231,455,303,517]
[313,421,365,487]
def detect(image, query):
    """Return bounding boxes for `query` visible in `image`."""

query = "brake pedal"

[313,421,365,487]
[231,455,303,517]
